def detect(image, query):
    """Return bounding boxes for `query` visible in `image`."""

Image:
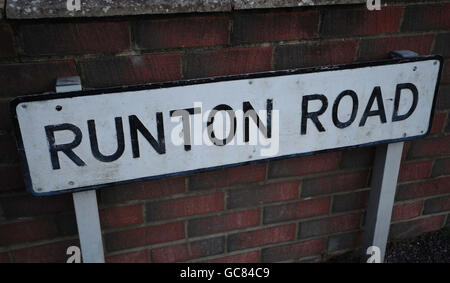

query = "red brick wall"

[0,1,449,263]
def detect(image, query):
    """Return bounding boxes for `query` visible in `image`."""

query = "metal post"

[362,50,419,263]
[362,142,404,262]
[56,76,105,263]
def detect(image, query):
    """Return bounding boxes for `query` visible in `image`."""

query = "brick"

[0,252,9,263]
[0,24,16,58]
[297,256,322,263]
[0,164,24,191]
[432,157,450,177]
[423,196,450,215]
[398,160,433,183]
[430,112,447,134]
[401,141,410,161]
[434,32,450,57]
[442,60,450,84]
[232,11,319,44]
[99,204,143,230]
[79,53,182,89]
[340,147,375,169]
[301,170,369,197]
[298,213,361,239]
[0,218,58,245]
[0,194,73,219]
[106,250,148,263]
[228,224,296,251]
[0,203,3,220]
[100,177,185,204]
[11,239,79,263]
[332,190,369,213]
[268,152,340,179]
[0,0,5,19]
[183,46,272,79]
[437,85,450,110]
[227,181,299,209]
[151,236,224,263]
[437,85,450,111]
[54,212,78,236]
[402,3,450,32]
[407,136,450,159]
[389,215,445,240]
[358,35,433,61]
[321,6,403,37]
[328,231,363,253]
[20,22,130,56]
[189,164,266,191]
[396,177,450,201]
[391,201,423,222]
[134,15,229,50]
[261,238,325,262]
[104,222,184,252]
[0,61,77,97]
[0,100,12,132]
[446,115,450,134]
[263,197,330,224]
[206,251,259,263]
[274,40,357,70]
[0,135,19,163]
[297,255,325,264]
[146,192,224,221]
[188,209,260,237]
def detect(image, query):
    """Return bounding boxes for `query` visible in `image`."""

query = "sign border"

[10,55,444,196]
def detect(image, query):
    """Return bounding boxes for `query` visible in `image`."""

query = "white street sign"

[11,56,442,195]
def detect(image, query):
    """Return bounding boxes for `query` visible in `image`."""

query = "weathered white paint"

[14,59,441,195]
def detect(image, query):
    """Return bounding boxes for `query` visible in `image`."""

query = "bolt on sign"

[11,56,442,196]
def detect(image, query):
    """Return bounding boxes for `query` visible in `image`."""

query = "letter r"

[45,123,86,170]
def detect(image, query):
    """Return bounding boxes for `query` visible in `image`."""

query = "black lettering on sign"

[243,99,273,142]
[392,83,418,122]
[129,114,166,157]
[359,86,387,127]
[44,123,86,170]
[332,90,359,129]
[88,117,125,162]
[170,107,201,151]
[301,94,328,135]
[207,104,237,146]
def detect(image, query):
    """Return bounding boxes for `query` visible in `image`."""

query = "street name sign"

[11,56,442,196]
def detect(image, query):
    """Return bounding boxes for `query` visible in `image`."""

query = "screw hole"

[56,105,62,111]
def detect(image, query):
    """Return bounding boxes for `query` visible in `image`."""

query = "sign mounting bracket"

[56,76,105,263]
